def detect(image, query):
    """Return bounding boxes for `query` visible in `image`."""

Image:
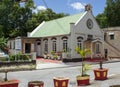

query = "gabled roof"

[30,12,86,37]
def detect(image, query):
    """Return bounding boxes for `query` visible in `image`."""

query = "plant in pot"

[43,51,48,59]
[62,49,68,58]
[50,51,55,59]
[75,47,91,86]
[93,53,108,80]
[0,70,19,87]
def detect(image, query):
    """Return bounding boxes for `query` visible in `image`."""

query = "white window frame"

[77,40,83,50]
[77,36,83,50]
[96,43,100,53]
[52,40,57,52]
[44,40,48,52]
[63,39,68,52]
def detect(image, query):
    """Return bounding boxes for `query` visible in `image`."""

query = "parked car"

[0,52,9,61]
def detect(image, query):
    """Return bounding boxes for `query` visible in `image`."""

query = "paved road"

[0,60,120,87]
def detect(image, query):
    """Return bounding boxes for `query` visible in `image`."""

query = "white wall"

[69,11,104,58]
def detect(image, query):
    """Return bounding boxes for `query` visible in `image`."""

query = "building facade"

[8,5,105,59]
[103,27,120,59]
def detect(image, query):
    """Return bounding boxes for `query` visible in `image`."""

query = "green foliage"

[78,63,91,76]
[53,54,58,60]
[44,51,48,55]
[75,47,91,76]
[0,57,7,61]
[50,51,55,55]
[0,37,7,48]
[96,13,108,28]
[62,49,67,53]
[0,0,68,38]
[9,53,30,61]
[0,37,8,54]
[96,0,120,28]
[75,47,91,58]
[82,63,91,76]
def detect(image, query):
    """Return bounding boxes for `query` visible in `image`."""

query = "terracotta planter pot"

[28,81,44,87]
[93,68,108,80]
[76,75,90,86]
[0,80,19,87]
[53,77,69,87]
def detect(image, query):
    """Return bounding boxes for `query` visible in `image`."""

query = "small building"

[103,27,120,59]
[8,5,105,60]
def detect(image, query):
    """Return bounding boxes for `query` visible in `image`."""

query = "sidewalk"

[36,58,85,69]
[84,74,120,87]
[36,58,120,70]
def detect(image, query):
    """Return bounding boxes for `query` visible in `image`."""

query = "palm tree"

[75,47,91,76]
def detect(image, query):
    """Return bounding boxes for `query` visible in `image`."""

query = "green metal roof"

[31,12,85,37]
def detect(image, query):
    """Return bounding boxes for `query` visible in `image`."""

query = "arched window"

[36,39,41,45]
[44,40,48,52]
[62,36,68,52]
[77,36,83,49]
[51,37,57,52]
[52,40,56,52]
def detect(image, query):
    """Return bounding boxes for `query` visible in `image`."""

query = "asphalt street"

[0,59,120,87]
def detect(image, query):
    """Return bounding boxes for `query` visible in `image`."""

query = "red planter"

[28,81,44,87]
[53,77,69,87]
[76,76,90,86]
[93,68,108,80]
[0,80,19,87]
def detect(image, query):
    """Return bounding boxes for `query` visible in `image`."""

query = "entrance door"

[104,49,108,58]
[25,43,31,53]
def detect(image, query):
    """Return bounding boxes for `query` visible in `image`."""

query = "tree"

[104,0,120,27]
[32,8,69,25]
[0,0,68,38]
[0,0,14,37]
[96,13,108,28]
[96,0,120,28]
[0,0,34,38]
[0,37,8,53]
[75,47,91,76]
[9,0,35,37]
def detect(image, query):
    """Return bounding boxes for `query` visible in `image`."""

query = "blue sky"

[33,0,106,16]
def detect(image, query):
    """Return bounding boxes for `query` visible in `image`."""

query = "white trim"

[108,32,114,35]
[75,11,87,26]
[30,21,45,37]
[92,38,103,43]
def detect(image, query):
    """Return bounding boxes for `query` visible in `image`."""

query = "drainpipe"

[70,22,75,58]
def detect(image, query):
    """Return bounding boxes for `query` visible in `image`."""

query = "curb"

[36,60,120,70]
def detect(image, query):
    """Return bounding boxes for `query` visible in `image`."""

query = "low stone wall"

[62,58,83,62]
[0,60,36,73]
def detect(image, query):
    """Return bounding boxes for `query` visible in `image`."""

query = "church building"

[8,4,105,60]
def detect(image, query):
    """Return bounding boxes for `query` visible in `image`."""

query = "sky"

[33,0,106,16]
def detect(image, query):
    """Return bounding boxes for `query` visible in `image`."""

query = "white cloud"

[37,6,47,10]
[70,2,85,11]
[33,5,47,13]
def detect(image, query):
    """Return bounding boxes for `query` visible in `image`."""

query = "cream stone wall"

[104,27,120,58]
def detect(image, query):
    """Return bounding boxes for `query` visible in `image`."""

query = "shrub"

[9,53,30,61]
